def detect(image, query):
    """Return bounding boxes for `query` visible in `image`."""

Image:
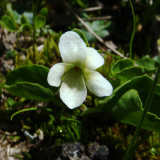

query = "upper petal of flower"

[84,47,104,70]
[58,31,87,67]
[60,68,87,109]
[47,63,73,87]
[84,69,113,97]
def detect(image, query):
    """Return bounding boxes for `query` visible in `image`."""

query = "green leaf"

[0,15,16,32]
[20,14,30,25]
[6,65,52,90]
[100,75,160,115]
[16,24,33,51]
[91,20,111,32]
[111,89,160,132]
[6,65,58,103]
[108,89,142,119]
[97,30,109,38]
[17,23,33,34]
[34,15,46,29]
[72,28,89,47]
[121,110,160,132]
[136,55,157,70]
[7,3,21,23]
[111,59,134,74]
[7,97,15,107]
[39,7,48,17]
[5,82,54,102]
[83,75,160,132]
[111,59,155,84]
[79,20,111,42]
[113,66,148,84]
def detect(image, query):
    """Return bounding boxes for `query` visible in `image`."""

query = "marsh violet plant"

[47,31,113,109]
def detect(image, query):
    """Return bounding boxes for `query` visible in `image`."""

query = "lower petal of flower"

[84,69,113,97]
[60,68,87,109]
[47,63,73,87]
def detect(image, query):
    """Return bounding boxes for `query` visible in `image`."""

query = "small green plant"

[0,1,160,159]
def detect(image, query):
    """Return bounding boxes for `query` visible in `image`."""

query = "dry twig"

[83,16,112,21]
[66,3,126,58]
[75,6,103,12]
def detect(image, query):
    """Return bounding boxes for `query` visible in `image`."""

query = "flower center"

[74,66,80,72]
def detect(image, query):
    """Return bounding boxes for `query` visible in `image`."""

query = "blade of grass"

[11,107,38,120]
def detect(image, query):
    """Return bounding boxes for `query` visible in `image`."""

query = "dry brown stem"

[66,3,127,58]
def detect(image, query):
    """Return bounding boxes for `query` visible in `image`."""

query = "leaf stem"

[32,0,37,64]
[33,27,36,64]
[122,65,160,160]
[129,0,136,59]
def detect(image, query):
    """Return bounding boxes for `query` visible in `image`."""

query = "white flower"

[47,31,113,109]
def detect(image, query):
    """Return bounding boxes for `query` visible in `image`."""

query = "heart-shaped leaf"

[39,7,48,17]
[34,15,46,29]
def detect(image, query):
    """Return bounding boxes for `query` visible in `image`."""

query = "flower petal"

[58,31,86,67]
[60,68,87,109]
[84,47,104,70]
[84,69,113,97]
[47,63,73,87]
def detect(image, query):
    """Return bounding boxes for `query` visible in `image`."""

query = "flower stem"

[122,65,160,160]
[129,0,136,59]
